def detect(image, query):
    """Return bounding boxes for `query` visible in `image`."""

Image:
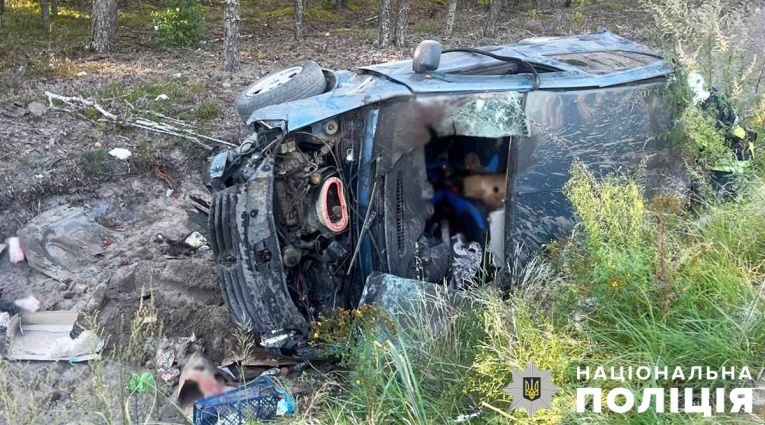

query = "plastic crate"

[193,376,281,425]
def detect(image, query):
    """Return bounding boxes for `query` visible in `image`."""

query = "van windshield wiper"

[442,48,541,90]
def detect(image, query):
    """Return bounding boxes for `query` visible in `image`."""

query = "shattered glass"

[445,91,528,138]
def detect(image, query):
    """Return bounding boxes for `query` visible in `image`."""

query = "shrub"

[314,294,485,423]
[152,0,205,47]
[194,101,221,120]
[81,148,113,174]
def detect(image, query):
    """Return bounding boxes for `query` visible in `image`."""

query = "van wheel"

[234,61,327,123]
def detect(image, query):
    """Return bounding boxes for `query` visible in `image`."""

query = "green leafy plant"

[152,0,205,47]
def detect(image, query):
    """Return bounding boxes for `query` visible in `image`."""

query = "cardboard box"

[6,311,103,362]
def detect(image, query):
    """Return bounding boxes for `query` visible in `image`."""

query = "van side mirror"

[413,40,442,74]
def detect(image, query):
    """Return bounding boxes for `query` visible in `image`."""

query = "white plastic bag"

[7,237,24,264]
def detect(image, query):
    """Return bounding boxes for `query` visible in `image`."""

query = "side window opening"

[381,92,527,285]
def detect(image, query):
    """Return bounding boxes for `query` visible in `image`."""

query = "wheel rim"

[246,66,303,96]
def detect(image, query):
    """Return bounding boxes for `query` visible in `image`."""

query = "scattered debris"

[0,312,10,329]
[222,82,232,88]
[488,210,505,267]
[220,345,299,369]
[175,351,236,415]
[44,91,236,150]
[165,189,174,198]
[6,310,104,361]
[109,148,132,160]
[184,231,208,249]
[13,295,41,312]
[193,376,295,423]
[360,273,466,335]
[85,282,107,313]
[155,94,170,101]
[0,243,6,256]
[93,141,102,148]
[259,367,281,377]
[7,237,24,264]
[455,411,481,423]
[27,101,48,119]
[451,236,482,288]
[129,372,156,394]
[76,71,87,77]
[154,232,166,243]
[17,205,113,282]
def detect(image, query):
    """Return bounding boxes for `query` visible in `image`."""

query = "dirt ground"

[2,0,753,422]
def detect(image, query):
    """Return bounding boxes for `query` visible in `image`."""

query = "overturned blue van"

[207,29,684,349]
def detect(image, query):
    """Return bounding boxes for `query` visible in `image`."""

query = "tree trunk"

[378,0,390,47]
[484,0,501,38]
[393,0,409,46]
[50,0,58,18]
[445,0,457,36]
[293,0,304,42]
[41,0,50,29]
[223,0,240,72]
[90,0,118,52]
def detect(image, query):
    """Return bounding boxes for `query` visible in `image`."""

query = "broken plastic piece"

[14,295,41,313]
[451,236,482,289]
[488,210,505,268]
[108,148,132,160]
[184,231,208,249]
[155,94,170,101]
[17,205,113,282]
[7,237,24,264]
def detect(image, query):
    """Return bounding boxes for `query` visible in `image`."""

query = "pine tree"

[445,0,457,36]
[484,0,501,38]
[41,0,50,29]
[394,0,409,46]
[378,0,391,47]
[294,0,304,42]
[90,0,118,52]
[223,0,240,72]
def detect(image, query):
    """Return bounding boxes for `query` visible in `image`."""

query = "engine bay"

[266,122,511,324]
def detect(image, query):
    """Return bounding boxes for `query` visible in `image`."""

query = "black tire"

[234,60,327,123]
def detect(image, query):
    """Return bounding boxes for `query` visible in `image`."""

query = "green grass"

[194,101,221,120]
[81,148,114,174]
[93,75,206,115]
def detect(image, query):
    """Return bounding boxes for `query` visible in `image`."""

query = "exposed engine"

[269,119,359,320]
